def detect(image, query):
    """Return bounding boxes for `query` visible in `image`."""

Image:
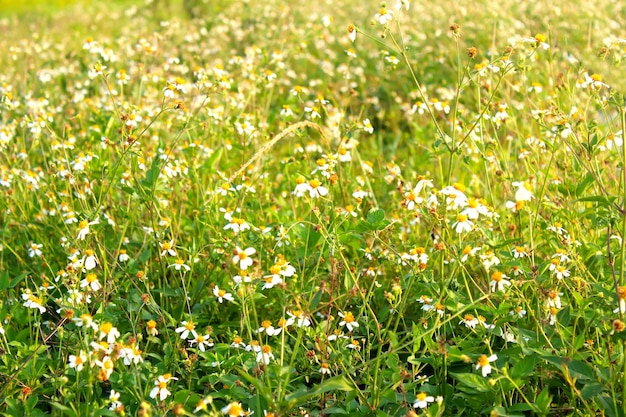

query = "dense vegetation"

[2,0,626,415]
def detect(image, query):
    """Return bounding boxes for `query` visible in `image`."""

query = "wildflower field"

[2,0,626,415]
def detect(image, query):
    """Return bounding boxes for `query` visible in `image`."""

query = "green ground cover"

[1,0,626,415]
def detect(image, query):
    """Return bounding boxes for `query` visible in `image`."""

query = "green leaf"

[508,403,534,412]
[284,376,353,409]
[510,355,536,379]
[237,368,272,401]
[535,387,552,415]
[575,173,595,197]
[580,382,604,400]
[449,372,491,392]
[567,360,595,380]
[5,272,28,289]
[49,402,76,416]
[367,208,385,225]
[309,286,324,311]
[0,270,8,290]
[556,305,570,326]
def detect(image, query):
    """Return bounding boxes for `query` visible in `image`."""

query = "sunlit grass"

[1,0,626,416]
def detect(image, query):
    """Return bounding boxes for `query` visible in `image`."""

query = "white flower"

[459,314,479,328]
[175,321,197,340]
[320,363,332,375]
[293,176,312,197]
[28,243,43,258]
[348,25,357,42]
[169,259,191,272]
[149,374,178,401]
[77,218,100,240]
[233,247,256,270]
[374,7,393,24]
[413,392,435,409]
[308,179,328,198]
[512,181,533,202]
[80,273,102,291]
[453,214,473,234]
[394,0,410,10]
[118,250,130,262]
[221,402,245,416]
[489,271,511,292]
[362,118,374,133]
[476,354,497,377]
[109,389,123,411]
[258,320,281,336]
[286,310,311,327]
[189,333,214,352]
[338,311,359,332]
[22,291,46,313]
[68,350,88,371]
[160,239,177,257]
[256,345,274,364]
[82,249,98,270]
[213,286,234,303]
[546,290,562,309]
[99,322,121,343]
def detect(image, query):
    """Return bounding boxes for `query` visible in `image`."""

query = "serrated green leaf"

[449,372,491,392]
[284,375,353,409]
[367,208,384,225]
[535,386,552,415]
[580,382,604,400]
[510,355,536,379]
[567,360,595,380]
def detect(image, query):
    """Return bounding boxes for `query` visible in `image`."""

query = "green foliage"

[2,0,626,416]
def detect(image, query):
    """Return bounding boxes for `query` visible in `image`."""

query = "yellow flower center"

[477,355,489,367]
[270,265,281,275]
[309,179,321,188]
[185,322,195,331]
[491,271,502,282]
[343,312,355,323]
[228,403,243,416]
[100,322,113,334]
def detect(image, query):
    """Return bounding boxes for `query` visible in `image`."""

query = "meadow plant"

[2,0,626,416]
